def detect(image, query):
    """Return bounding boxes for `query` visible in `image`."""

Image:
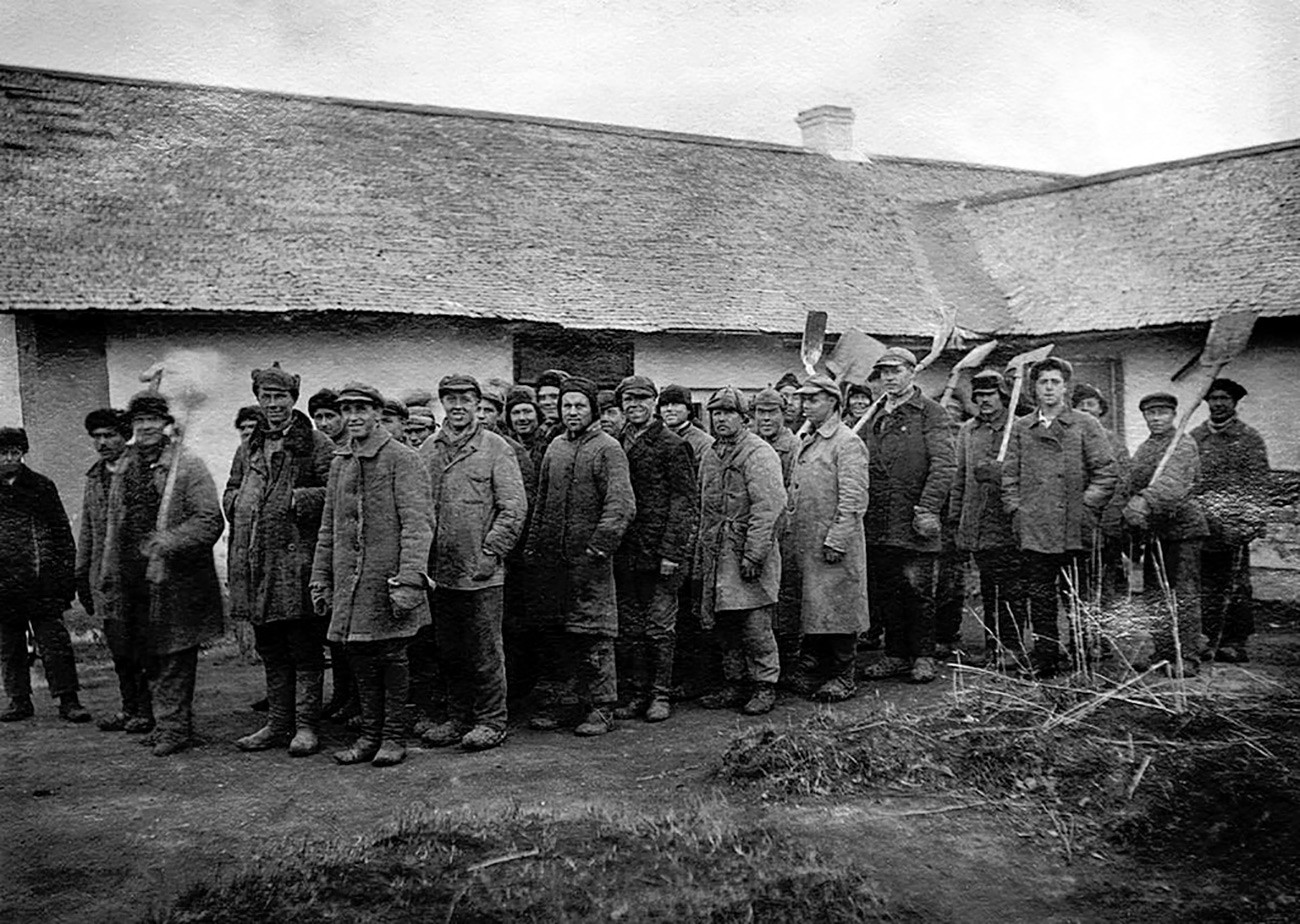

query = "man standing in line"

[0,427,91,724]
[752,386,802,675]
[98,393,226,755]
[658,384,714,468]
[695,387,787,715]
[1124,392,1208,674]
[524,376,635,737]
[1191,378,1271,663]
[227,364,334,757]
[535,369,569,432]
[311,382,432,767]
[418,375,527,751]
[1072,383,1131,603]
[380,397,410,446]
[478,382,535,495]
[611,375,697,724]
[1002,358,1117,677]
[786,374,870,702]
[775,372,805,433]
[948,371,1024,667]
[859,347,956,684]
[79,409,148,731]
[309,389,346,446]
[597,390,626,439]
[403,407,436,449]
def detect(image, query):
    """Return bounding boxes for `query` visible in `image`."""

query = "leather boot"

[289,669,323,757]
[235,663,295,751]
[372,656,409,767]
[644,636,675,723]
[334,652,382,765]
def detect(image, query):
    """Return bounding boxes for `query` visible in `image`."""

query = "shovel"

[1149,309,1258,483]
[825,327,888,385]
[851,304,956,436]
[939,339,1000,407]
[800,310,828,376]
[997,343,1056,462]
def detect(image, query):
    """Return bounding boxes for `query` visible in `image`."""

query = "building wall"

[0,314,22,426]
[633,332,803,407]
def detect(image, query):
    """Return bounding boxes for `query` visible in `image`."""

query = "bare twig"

[1126,754,1154,800]
[466,847,541,873]
[865,799,1005,818]
[634,764,703,782]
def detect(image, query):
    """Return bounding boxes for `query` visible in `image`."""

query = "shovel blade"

[801,310,829,375]
[1007,342,1055,370]
[825,327,888,384]
[1200,310,1259,367]
[951,338,1000,373]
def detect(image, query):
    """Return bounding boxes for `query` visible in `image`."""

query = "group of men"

[0,346,1271,766]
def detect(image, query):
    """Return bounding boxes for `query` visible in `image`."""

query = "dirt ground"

[3,620,1298,924]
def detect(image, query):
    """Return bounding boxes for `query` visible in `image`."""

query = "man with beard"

[859,348,956,685]
[309,389,345,446]
[1002,357,1117,677]
[786,374,869,702]
[752,386,802,674]
[524,376,635,737]
[611,375,697,724]
[0,427,90,724]
[419,375,527,751]
[227,363,334,757]
[79,409,147,731]
[1191,378,1271,663]
[695,387,787,716]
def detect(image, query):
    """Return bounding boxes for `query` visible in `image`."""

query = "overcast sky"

[3,0,1298,174]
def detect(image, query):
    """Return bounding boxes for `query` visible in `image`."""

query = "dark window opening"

[514,329,634,390]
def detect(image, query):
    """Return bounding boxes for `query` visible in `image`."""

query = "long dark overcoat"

[949,411,1016,552]
[2,465,75,607]
[864,389,956,552]
[223,410,333,624]
[618,420,698,571]
[525,424,635,635]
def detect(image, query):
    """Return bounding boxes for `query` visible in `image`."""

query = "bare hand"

[822,545,844,565]
[388,584,425,613]
[659,559,680,578]
[739,557,762,581]
[471,551,498,581]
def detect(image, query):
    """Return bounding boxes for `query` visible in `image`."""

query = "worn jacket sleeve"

[918,402,957,515]
[742,443,787,564]
[1138,436,1196,518]
[1080,415,1118,512]
[824,434,870,552]
[513,442,535,510]
[484,440,528,558]
[658,438,699,565]
[40,478,77,597]
[393,448,434,587]
[311,458,339,588]
[949,424,970,526]
[589,442,637,556]
[162,453,225,554]
[1001,420,1024,516]
[75,476,94,584]
[290,430,334,525]
[524,445,552,559]
[222,445,246,524]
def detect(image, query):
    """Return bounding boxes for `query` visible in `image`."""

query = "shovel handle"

[851,394,889,436]
[996,374,1026,462]
[1148,365,1222,485]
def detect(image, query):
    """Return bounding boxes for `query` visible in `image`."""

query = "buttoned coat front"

[787,418,870,634]
[864,389,956,552]
[618,420,698,571]
[695,430,787,626]
[1001,408,1118,555]
[419,423,527,591]
[949,411,1016,552]
[311,430,433,643]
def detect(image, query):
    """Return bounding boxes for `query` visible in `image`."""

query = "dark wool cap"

[1207,378,1248,402]
[845,381,873,399]
[559,376,600,414]
[336,382,383,408]
[438,374,482,398]
[752,387,785,410]
[971,369,1008,396]
[401,388,435,408]
[657,384,693,408]
[1028,356,1073,385]
[1070,382,1107,413]
[234,405,265,429]
[536,369,570,392]
[615,374,658,402]
[382,397,410,419]
[251,362,301,399]
[505,384,538,416]
[774,372,802,391]
[307,388,339,416]
[0,426,29,453]
[1139,392,1179,413]
[706,385,749,415]
[128,391,173,422]
[84,408,131,437]
[596,390,618,412]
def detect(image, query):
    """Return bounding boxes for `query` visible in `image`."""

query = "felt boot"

[235,663,294,751]
[289,669,323,757]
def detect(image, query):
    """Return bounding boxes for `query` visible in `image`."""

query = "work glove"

[470,550,498,582]
[822,545,845,565]
[739,556,763,581]
[973,460,1003,485]
[912,507,942,540]
[388,582,425,613]
[309,582,332,618]
[1122,495,1150,530]
[659,558,681,578]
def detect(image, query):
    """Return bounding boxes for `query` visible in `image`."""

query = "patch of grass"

[150,807,908,923]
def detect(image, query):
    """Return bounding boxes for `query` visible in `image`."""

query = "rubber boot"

[335,652,382,765]
[372,656,409,767]
[235,663,295,751]
[289,669,323,757]
[644,636,675,723]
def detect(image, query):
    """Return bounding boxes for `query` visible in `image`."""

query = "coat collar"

[813,416,841,440]
[1029,406,1081,430]
[337,428,392,459]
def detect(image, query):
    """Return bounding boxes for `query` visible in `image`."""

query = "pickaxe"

[996,343,1056,461]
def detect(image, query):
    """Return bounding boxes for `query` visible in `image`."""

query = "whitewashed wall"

[0,314,22,426]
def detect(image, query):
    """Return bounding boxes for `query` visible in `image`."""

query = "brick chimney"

[795,105,855,158]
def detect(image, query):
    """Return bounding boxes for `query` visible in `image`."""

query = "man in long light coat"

[695,387,787,715]
[752,386,802,673]
[786,374,870,702]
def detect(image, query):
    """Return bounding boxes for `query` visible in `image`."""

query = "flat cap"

[873,346,918,369]
[381,397,410,419]
[480,384,506,410]
[401,388,435,408]
[128,391,173,421]
[1138,392,1178,413]
[406,406,436,426]
[615,374,657,402]
[752,387,785,410]
[0,426,29,453]
[438,374,482,398]
[84,408,131,437]
[657,384,693,408]
[795,373,841,400]
[1207,378,1248,402]
[706,385,750,415]
[336,382,383,408]
[970,369,1007,395]
[250,362,300,399]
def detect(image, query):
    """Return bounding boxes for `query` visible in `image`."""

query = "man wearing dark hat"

[752,386,803,673]
[477,382,535,500]
[859,347,956,685]
[786,373,869,701]
[226,363,335,757]
[774,372,805,432]
[1192,378,1270,663]
[524,376,636,736]
[611,375,697,724]
[1002,357,1117,677]
[0,426,91,724]
[1072,382,1131,604]
[1124,392,1208,673]
[948,370,1026,668]
[695,387,787,715]
[535,369,569,430]
[78,409,150,731]
[381,397,410,446]
[417,375,527,751]
[404,407,436,449]
[505,384,546,477]
[597,390,626,439]
[841,382,874,430]
[311,382,433,767]
[309,388,345,445]
[658,384,714,468]
[96,392,225,755]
